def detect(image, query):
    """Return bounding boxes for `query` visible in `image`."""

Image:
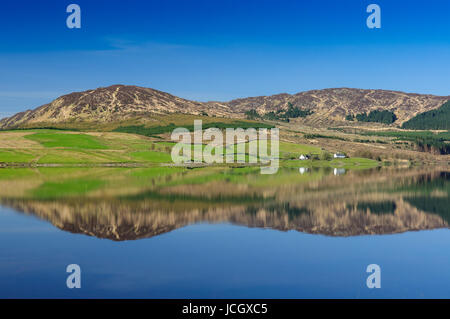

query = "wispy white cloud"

[102,36,193,51]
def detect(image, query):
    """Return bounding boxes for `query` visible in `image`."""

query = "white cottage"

[299,154,309,160]
[333,153,346,159]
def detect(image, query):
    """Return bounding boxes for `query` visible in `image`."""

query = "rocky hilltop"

[215,88,449,126]
[0,85,233,129]
[0,85,448,128]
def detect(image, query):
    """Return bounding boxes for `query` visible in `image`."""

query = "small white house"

[333,153,346,159]
[299,154,309,160]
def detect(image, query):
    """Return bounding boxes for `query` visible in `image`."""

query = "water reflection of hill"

[0,167,448,240]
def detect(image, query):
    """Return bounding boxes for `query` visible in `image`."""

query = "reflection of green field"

[0,167,37,179]
[0,165,327,199]
[32,179,105,199]
[282,157,379,169]
[161,166,325,188]
[128,151,172,163]
[243,168,325,187]
[128,167,185,178]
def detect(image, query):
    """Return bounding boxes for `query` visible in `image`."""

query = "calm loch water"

[0,166,449,298]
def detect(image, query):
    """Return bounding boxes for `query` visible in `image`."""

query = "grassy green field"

[25,131,107,149]
[0,150,36,163]
[0,129,378,170]
[0,130,165,164]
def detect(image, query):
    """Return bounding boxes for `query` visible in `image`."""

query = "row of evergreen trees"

[346,110,397,124]
[402,100,450,130]
[245,103,313,122]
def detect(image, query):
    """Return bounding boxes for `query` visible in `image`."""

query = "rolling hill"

[215,88,449,127]
[0,85,233,129]
[0,85,448,129]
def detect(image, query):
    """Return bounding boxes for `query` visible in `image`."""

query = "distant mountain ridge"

[215,88,449,127]
[1,84,448,129]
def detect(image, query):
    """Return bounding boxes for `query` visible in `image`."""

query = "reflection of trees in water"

[386,171,450,223]
[347,201,397,215]
[246,203,311,220]
[403,171,450,193]
[405,197,450,223]
[0,168,449,240]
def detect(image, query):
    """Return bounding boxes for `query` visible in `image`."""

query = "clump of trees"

[354,149,382,161]
[345,114,355,121]
[244,109,260,120]
[283,103,313,118]
[319,151,333,161]
[346,110,397,124]
[413,138,450,155]
[245,103,313,122]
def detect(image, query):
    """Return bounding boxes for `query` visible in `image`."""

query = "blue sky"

[0,0,449,116]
